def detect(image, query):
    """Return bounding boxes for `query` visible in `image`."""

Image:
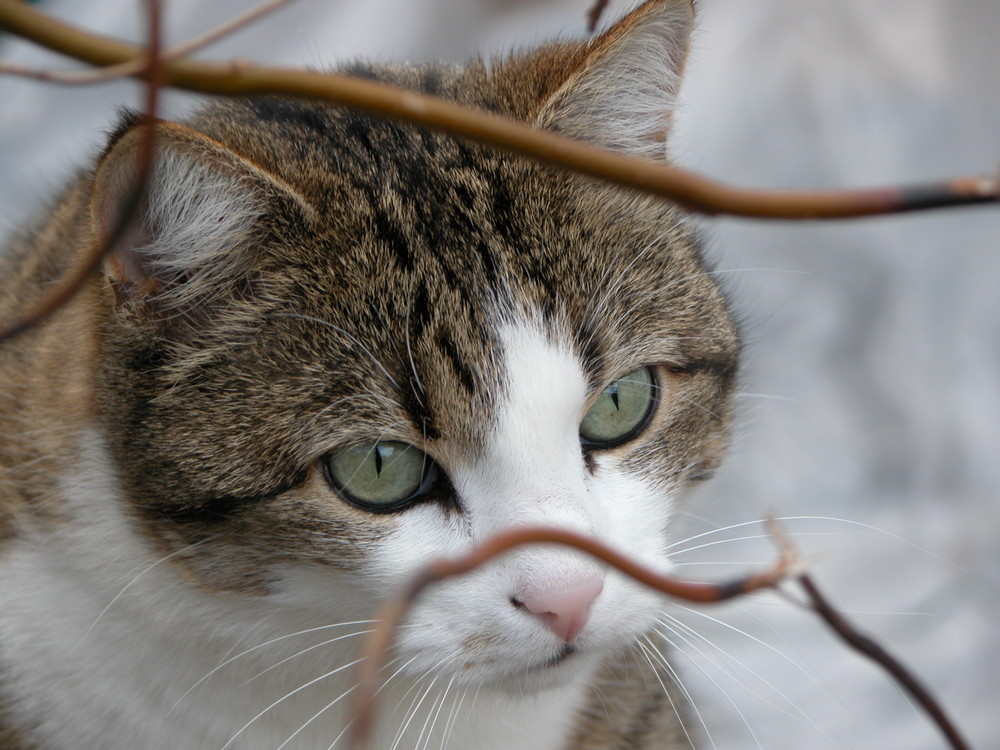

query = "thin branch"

[772,514,971,750]
[0,0,162,342]
[348,526,794,749]
[799,574,971,750]
[0,0,298,84]
[586,0,611,33]
[1,0,997,221]
[161,0,300,60]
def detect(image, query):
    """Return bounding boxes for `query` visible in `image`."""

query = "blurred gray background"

[1,1,997,748]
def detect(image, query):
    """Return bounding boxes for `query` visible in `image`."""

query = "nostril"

[513,577,604,643]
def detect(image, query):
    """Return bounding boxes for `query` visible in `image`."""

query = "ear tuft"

[104,107,144,150]
[536,0,694,159]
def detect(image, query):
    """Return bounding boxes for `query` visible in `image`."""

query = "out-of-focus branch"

[0,0,298,83]
[1,0,997,222]
[349,521,973,750]
[348,526,795,749]
[799,574,971,750]
[586,0,611,32]
[764,517,971,750]
[0,0,163,342]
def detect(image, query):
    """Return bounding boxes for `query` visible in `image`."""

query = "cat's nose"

[514,577,604,643]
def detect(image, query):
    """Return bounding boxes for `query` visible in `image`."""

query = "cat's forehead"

[177,85,736,452]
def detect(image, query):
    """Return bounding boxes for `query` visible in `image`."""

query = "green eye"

[580,366,656,447]
[324,441,438,511]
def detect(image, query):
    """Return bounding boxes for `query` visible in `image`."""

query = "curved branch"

[348,526,793,749]
[0,0,298,84]
[1,0,997,220]
[799,574,971,750]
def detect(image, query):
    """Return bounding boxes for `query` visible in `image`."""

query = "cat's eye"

[324,441,438,512]
[579,366,657,448]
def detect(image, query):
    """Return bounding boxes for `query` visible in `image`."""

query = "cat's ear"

[90,113,313,316]
[536,0,694,159]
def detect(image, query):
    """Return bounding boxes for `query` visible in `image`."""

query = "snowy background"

[1,1,998,748]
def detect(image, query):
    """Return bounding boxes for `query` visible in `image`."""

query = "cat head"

[85,0,738,691]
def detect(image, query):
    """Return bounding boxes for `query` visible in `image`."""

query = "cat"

[0,0,739,748]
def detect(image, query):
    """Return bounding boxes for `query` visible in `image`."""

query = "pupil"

[374,445,383,475]
[609,383,620,410]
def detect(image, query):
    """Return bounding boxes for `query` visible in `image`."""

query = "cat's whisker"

[438,682,468,750]
[654,624,764,750]
[72,537,215,650]
[735,606,865,734]
[316,653,410,750]
[672,513,970,574]
[170,619,378,714]
[239,627,377,686]
[636,636,707,750]
[657,612,834,737]
[275,654,406,750]
[273,682,359,750]
[733,391,804,403]
[672,560,769,567]
[389,671,444,750]
[672,604,849,714]
[404,275,426,402]
[667,514,865,552]
[388,649,459,718]
[325,719,356,750]
[673,390,724,420]
[218,655,367,750]
[656,267,809,302]
[669,529,860,558]
[415,672,456,750]
[301,393,397,436]
[377,653,422,700]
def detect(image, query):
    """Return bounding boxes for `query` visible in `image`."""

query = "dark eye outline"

[579,366,659,450]
[321,443,442,514]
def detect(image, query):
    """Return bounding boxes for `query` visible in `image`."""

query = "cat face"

[88,0,737,694]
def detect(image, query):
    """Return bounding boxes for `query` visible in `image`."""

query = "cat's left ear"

[536,0,694,159]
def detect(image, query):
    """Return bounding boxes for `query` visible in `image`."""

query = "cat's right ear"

[90,114,314,318]
[535,0,694,159]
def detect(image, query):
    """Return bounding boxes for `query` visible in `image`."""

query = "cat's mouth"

[537,643,577,670]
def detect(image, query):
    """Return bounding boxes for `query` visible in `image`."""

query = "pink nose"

[516,578,604,643]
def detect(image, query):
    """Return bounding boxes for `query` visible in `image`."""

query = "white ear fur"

[92,121,305,311]
[536,0,694,159]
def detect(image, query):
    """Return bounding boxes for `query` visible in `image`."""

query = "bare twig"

[0,0,997,222]
[799,574,971,750]
[348,526,794,749]
[586,0,611,33]
[0,0,298,84]
[0,0,163,342]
